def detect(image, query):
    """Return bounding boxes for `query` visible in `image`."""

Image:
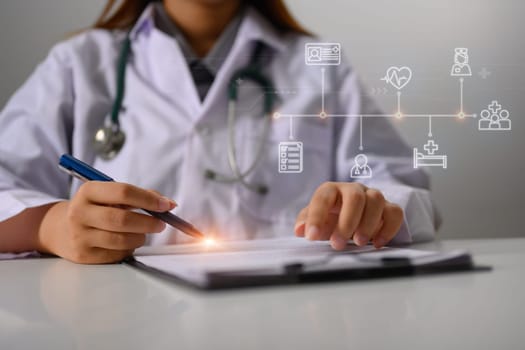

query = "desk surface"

[1,238,524,350]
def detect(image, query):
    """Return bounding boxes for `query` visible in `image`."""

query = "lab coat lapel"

[143,29,203,118]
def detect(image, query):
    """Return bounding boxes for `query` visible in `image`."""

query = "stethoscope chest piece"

[93,124,126,160]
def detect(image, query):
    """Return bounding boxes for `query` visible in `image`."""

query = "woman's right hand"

[37,182,177,264]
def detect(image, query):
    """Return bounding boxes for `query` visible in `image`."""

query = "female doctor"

[0,0,437,264]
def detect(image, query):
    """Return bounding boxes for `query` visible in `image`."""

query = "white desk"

[1,238,524,350]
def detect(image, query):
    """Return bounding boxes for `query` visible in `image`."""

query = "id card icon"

[278,142,303,174]
[305,43,341,66]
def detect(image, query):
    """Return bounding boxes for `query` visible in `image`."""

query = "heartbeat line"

[381,66,413,90]
[381,71,408,86]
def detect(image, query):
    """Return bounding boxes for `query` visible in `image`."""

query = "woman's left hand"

[294,182,404,250]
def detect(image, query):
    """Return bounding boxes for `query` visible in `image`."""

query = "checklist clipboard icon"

[278,142,303,173]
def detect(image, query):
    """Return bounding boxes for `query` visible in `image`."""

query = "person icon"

[350,154,372,179]
[489,113,501,130]
[451,48,472,77]
[499,109,511,130]
[478,109,491,130]
[308,47,321,62]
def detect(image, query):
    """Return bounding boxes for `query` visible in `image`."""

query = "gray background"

[0,0,523,239]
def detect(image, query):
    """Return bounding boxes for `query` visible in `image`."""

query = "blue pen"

[58,154,205,240]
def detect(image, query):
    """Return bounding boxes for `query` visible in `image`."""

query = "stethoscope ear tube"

[228,67,275,115]
[94,35,132,160]
[209,64,277,196]
[111,35,132,126]
[96,34,275,193]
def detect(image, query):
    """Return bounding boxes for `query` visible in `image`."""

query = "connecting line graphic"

[459,78,465,116]
[277,114,476,118]
[277,68,476,119]
[359,115,363,151]
[276,46,509,174]
[289,117,294,140]
[274,64,481,173]
[321,68,326,113]
[397,91,402,117]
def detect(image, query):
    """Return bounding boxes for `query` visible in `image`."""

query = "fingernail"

[374,237,387,248]
[294,221,306,236]
[157,221,167,232]
[306,225,320,240]
[354,232,369,246]
[330,234,348,250]
[158,197,172,211]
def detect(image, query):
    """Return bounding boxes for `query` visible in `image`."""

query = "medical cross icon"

[424,140,439,155]
[478,68,492,80]
[488,101,502,114]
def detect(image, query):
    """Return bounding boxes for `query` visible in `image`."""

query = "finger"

[67,247,134,265]
[87,229,147,250]
[147,189,162,196]
[76,205,166,233]
[294,207,308,237]
[333,184,367,244]
[373,203,404,248]
[89,248,135,264]
[147,189,176,204]
[373,219,384,236]
[353,189,385,246]
[119,189,172,210]
[305,183,339,240]
[78,182,177,212]
[316,210,341,241]
[118,189,179,210]
[322,212,339,241]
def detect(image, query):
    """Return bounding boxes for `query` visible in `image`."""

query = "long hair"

[93,0,309,35]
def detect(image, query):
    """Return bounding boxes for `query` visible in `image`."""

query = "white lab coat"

[0,5,438,246]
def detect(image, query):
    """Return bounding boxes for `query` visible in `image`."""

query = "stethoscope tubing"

[96,36,274,194]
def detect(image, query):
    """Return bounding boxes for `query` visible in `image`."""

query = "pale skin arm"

[0,1,237,263]
[0,203,56,253]
[0,181,402,264]
[0,182,176,264]
[0,3,401,260]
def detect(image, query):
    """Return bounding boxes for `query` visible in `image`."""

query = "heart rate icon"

[381,66,413,90]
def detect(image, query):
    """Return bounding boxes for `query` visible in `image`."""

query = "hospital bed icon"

[413,140,447,169]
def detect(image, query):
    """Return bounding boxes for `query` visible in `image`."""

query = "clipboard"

[126,238,489,290]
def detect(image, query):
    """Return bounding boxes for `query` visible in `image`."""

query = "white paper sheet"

[0,251,40,260]
[133,237,465,288]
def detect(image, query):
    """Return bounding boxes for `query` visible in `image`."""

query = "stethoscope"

[93,34,276,195]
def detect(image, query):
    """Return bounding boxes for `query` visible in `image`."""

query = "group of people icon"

[479,101,511,131]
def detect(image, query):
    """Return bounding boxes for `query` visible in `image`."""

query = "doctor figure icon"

[451,48,472,77]
[350,154,373,179]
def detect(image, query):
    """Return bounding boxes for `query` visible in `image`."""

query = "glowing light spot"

[458,112,465,119]
[319,111,327,119]
[203,238,217,247]
[395,112,403,119]
[273,112,281,120]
